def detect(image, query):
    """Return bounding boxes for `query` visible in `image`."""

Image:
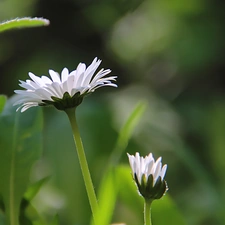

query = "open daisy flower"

[127,152,168,201]
[14,57,117,112]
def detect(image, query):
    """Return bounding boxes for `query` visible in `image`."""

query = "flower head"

[127,152,168,201]
[14,57,117,112]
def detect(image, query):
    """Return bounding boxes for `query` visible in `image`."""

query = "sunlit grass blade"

[0,17,50,33]
[0,95,7,113]
[23,188,62,225]
[50,214,59,225]
[94,168,118,225]
[24,176,50,201]
[110,101,147,165]
[93,101,147,225]
[19,177,51,225]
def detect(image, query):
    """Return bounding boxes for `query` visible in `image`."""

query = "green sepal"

[146,174,154,189]
[134,173,168,201]
[139,174,147,197]
[134,173,143,195]
[40,92,84,110]
[147,177,167,200]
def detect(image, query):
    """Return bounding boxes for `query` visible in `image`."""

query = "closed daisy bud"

[14,57,117,112]
[127,152,168,201]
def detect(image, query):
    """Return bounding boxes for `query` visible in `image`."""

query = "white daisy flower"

[127,152,168,200]
[14,57,117,112]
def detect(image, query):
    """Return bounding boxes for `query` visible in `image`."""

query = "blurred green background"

[0,0,225,224]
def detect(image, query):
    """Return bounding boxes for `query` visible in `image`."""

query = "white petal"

[127,152,167,188]
[153,158,162,180]
[146,160,154,176]
[76,63,86,78]
[82,58,101,86]
[50,83,64,98]
[19,80,36,90]
[14,57,117,112]
[29,72,45,87]
[49,70,61,83]
[61,68,69,83]
[91,69,111,83]
[35,88,53,100]
[20,102,39,112]
[160,164,167,180]
[41,75,53,84]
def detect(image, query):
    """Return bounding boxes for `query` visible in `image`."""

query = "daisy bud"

[127,152,168,201]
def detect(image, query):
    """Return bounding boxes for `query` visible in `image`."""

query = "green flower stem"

[144,200,152,225]
[65,108,99,224]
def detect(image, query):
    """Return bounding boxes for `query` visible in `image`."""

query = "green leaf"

[0,95,43,225]
[116,165,143,213]
[0,95,7,113]
[0,17,50,33]
[152,195,187,225]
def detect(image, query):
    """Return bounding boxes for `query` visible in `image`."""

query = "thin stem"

[65,108,98,224]
[144,200,152,225]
